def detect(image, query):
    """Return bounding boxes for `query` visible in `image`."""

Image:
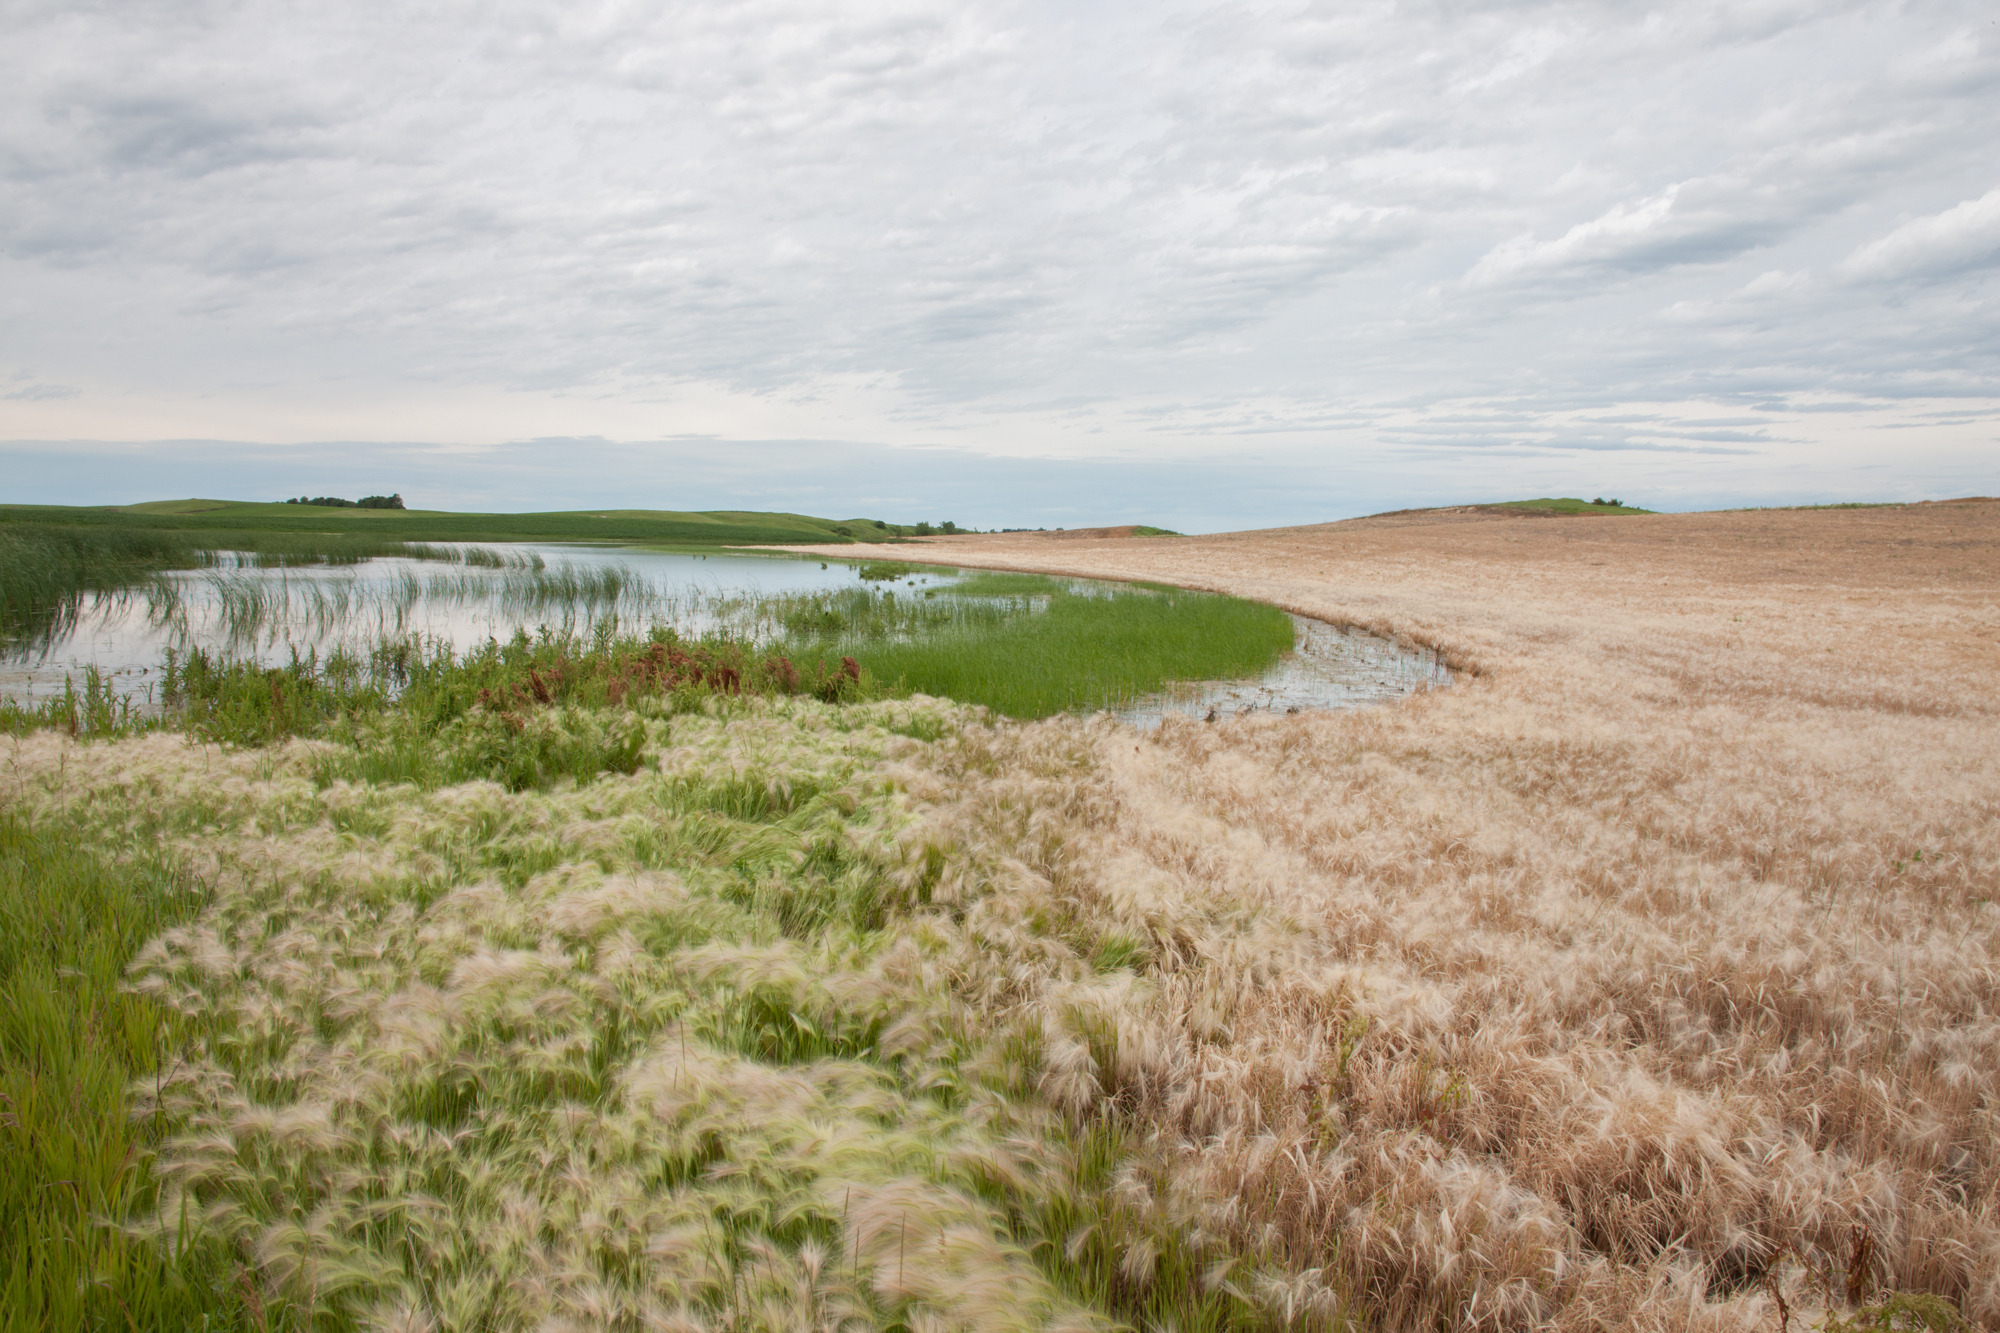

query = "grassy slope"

[1484,496,1652,514]
[73,499,870,545]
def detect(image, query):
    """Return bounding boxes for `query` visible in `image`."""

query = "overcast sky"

[3,0,1996,530]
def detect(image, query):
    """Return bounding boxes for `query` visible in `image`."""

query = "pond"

[0,545,1449,725]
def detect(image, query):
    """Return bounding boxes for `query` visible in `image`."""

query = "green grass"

[0,820,267,1332]
[1485,496,1651,515]
[6,501,885,546]
[0,523,503,651]
[3,689,1310,1331]
[843,576,1296,718]
[0,559,1324,1330]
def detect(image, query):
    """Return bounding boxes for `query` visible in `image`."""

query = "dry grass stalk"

[6,501,1996,1329]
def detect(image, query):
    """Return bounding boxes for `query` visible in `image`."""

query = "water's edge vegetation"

[2,525,1312,1329]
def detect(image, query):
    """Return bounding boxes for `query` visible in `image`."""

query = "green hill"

[6,500,896,546]
[1485,497,1651,515]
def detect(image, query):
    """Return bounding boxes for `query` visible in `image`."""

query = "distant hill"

[1483,497,1651,515]
[1365,497,1654,519]
[8,500,914,545]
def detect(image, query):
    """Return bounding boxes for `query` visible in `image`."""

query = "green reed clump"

[106,627,862,787]
[0,525,214,649]
[839,577,1295,719]
[857,561,923,581]
[0,818,272,1332]
[0,522,492,652]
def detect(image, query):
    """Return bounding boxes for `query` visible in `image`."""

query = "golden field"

[801,500,2000,1328]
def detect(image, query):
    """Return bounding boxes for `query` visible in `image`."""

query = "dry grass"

[799,501,2000,1327]
[5,500,1996,1330]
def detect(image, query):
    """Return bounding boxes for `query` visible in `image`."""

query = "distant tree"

[872,520,887,530]
[357,494,405,509]
[914,521,933,536]
[940,520,958,534]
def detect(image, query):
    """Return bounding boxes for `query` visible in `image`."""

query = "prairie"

[2,499,1995,1330]
[779,500,2000,1327]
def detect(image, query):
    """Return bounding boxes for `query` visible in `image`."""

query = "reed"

[0,524,505,653]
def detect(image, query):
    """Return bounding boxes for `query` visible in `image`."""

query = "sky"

[2,0,1996,532]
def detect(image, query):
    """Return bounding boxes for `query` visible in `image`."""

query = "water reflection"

[3,547,1451,721]
[0,545,876,706]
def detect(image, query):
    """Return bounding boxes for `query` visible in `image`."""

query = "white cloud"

[1466,187,1687,288]
[0,0,1995,516]
[1838,187,2000,283]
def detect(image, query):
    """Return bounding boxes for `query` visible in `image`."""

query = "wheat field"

[806,500,2000,1328]
[5,500,1995,1330]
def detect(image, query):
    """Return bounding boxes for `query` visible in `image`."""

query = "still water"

[2,545,1448,724]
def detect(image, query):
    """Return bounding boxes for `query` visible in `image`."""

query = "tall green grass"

[839,578,1296,718]
[0,820,267,1332]
[0,524,504,651]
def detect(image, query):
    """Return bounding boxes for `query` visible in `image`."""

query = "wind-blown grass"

[2,702,1233,1332]
[0,817,260,1332]
[14,502,1990,1330]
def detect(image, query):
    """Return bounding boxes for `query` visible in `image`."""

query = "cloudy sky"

[3,0,1996,530]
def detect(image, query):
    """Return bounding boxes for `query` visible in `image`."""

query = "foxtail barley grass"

[4,501,1995,1330]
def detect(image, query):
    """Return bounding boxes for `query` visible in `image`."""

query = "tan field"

[6,500,1995,1330]
[794,500,2000,1326]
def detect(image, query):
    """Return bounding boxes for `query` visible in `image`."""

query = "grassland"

[8,500,893,545]
[3,500,1995,1331]
[848,578,1294,718]
[1482,496,1649,514]
[783,501,2000,1328]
